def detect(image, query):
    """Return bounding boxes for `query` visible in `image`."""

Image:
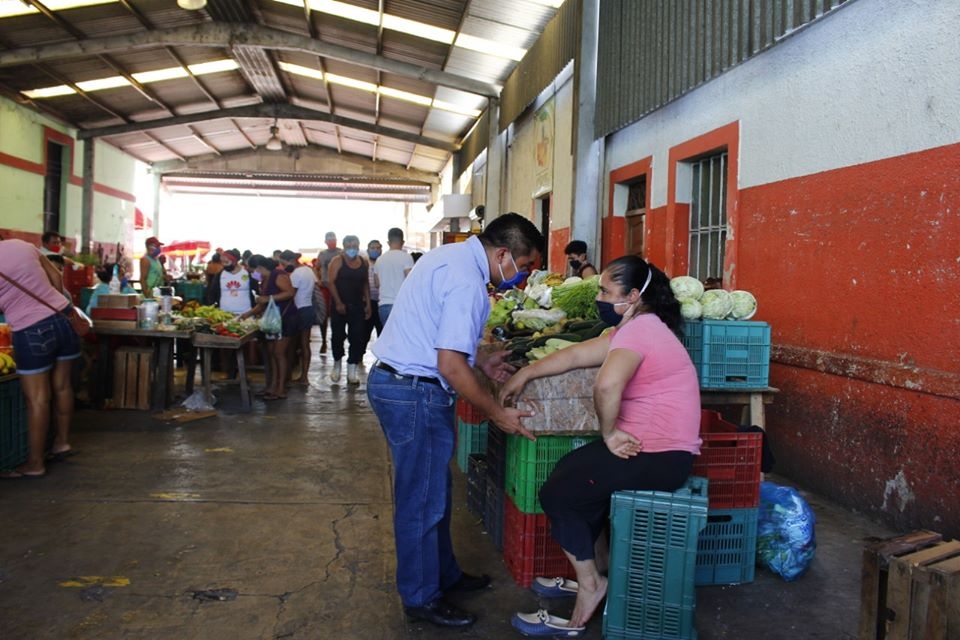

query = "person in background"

[327,235,370,385]
[139,236,167,297]
[410,251,423,263]
[365,239,383,340]
[499,256,700,634]
[314,231,340,355]
[564,240,598,279]
[39,231,65,257]
[373,227,414,327]
[272,249,283,261]
[205,253,223,279]
[239,255,297,401]
[280,250,317,385]
[366,212,542,628]
[86,263,136,313]
[0,239,80,478]
[205,249,254,314]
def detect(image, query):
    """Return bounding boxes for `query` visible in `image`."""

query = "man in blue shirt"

[367,212,543,628]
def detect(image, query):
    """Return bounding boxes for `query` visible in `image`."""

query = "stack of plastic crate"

[483,426,507,550]
[501,433,598,587]
[693,410,762,586]
[455,397,488,473]
[682,319,771,389]
[0,375,28,471]
[603,476,709,640]
[466,453,487,519]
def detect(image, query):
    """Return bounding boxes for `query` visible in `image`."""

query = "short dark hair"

[47,254,65,266]
[42,231,62,244]
[478,212,543,259]
[387,227,404,241]
[241,249,253,261]
[209,253,221,263]
[564,240,587,255]
[247,254,277,271]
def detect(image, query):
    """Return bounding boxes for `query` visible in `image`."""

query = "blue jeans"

[378,303,393,327]
[366,366,460,607]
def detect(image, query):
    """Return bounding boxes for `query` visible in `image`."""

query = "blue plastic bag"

[756,481,816,581]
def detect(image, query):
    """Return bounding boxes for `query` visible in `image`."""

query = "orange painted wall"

[548,227,571,274]
[635,141,960,535]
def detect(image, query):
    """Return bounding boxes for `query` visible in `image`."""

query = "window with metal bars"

[688,152,728,281]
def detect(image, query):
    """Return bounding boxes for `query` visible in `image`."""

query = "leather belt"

[375,361,443,387]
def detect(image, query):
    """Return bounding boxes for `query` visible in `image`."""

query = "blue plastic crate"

[683,319,771,389]
[695,507,758,586]
[603,477,709,640]
[0,375,28,471]
[456,418,489,473]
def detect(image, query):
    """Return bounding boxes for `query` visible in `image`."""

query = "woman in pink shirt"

[500,256,701,634]
[0,239,81,478]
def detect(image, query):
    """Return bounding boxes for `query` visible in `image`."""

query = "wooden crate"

[858,530,953,640]
[886,539,960,640]
[113,347,153,410]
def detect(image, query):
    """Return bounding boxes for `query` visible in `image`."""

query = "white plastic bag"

[259,295,282,336]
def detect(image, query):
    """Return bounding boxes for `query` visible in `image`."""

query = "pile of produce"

[487,271,611,364]
[0,351,15,376]
[173,303,258,336]
[669,276,757,321]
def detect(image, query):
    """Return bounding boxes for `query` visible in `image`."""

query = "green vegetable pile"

[549,275,600,320]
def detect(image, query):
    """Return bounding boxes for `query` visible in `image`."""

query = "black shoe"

[446,572,491,593]
[404,598,476,627]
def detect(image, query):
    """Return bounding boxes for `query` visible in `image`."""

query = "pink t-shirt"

[606,313,702,454]
[0,239,70,331]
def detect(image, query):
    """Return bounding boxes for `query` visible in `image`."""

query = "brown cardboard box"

[113,347,153,409]
[96,294,140,309]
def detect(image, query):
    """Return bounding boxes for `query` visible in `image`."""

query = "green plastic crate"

[505,433,598,514]
[456,419,489,473]
[695,507,758,585]
[603,477,709,640]
[0,376,28,470]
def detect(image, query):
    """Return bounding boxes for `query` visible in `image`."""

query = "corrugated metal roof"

[0,0,564,199]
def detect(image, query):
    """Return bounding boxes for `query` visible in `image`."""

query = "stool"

[603,477,709,640]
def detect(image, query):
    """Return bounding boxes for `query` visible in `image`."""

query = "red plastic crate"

[502,497,575,588]
[455,396,487,425]
[692,410,761,508]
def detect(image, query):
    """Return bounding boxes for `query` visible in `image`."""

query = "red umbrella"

[163,240,212,258]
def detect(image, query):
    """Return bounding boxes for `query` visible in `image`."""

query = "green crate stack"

[0,376,28,470]
[505,433,598,514]
[603,476,709,640]
[456,418,489,473]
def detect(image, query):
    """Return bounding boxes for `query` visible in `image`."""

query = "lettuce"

[670,276,704,302]
[729,290,758,319]
[700,289,734,319]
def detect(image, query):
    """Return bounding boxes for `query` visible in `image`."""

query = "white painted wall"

[605,0,960,208]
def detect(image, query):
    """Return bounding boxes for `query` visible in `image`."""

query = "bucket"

[137,301,159,329]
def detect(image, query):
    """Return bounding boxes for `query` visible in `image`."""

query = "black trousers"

[539,439,693,560]
[330,302,370,364]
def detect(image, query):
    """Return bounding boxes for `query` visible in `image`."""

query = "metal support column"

[572,0,603,261]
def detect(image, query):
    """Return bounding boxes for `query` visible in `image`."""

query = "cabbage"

[700,289,734,319]
[729,290,758,319]
[680,299,702,320]
[511,308,567,330]
[670,276,704,302]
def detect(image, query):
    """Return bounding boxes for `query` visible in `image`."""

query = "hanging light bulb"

[265,122,283,151]
[177,0,207,10]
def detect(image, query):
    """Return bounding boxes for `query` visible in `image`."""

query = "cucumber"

[566,319,601,332]
[575,322,608,340]
[545,332,584,343]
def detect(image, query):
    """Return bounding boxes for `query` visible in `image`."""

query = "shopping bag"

[259,296,282,336]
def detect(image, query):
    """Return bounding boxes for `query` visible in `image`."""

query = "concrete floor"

[0,341,896,639]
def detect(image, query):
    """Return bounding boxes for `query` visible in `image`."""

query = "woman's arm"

[594,347,644,458]
[498,333,610,405]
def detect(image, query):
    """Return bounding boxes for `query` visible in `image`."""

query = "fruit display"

[0,350,15,376]
[178,302,235,323]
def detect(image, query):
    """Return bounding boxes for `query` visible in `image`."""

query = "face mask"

[368,250,381,260]
[251,271,263,282]
[49,243,62,254]
[149,246,161,257]
[496,253,527,291]
[596,300,631,327]
[326,240,337,250]
[568,259,582,270]
[345,248,359,259]
[222,261,234,271]
[284,264,295,273]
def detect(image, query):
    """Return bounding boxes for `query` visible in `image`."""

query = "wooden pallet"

[859,530,960,640]
[112,347,153,410]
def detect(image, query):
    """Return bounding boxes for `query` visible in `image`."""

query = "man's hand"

[490,405,537,442]
[479,348,516,384]
[604,429,643,459]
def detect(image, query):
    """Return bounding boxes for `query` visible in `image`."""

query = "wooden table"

[192,331,257,412]
[700,387,779,428]
[91,325,195,410]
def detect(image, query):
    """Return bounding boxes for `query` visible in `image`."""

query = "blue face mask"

[496,253,527,291]
[368,250,381,260]
[345,248,359,259]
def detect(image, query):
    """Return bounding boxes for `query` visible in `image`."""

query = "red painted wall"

[637,141,960,535]
[548,227,570,274]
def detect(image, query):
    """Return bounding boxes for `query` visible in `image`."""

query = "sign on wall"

[533,98,555,198]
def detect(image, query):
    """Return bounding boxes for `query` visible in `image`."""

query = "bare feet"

[569,575,607,627]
